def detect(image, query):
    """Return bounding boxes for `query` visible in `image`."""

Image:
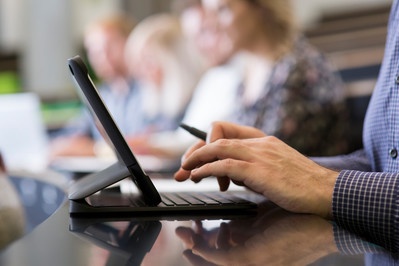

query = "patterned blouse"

[231,36,349,156]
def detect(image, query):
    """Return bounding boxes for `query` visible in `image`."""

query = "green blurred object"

[0,71,20,94]
[41,100,82,130]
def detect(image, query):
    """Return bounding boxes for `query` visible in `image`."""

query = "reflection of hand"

[175,122,338,218]
[176,205,338,266]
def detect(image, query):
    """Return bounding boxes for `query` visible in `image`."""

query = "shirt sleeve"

[332,170,399,253]
[311,149,372,172]
[333,223,388,255]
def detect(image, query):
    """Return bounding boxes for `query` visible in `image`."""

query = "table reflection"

[0,156,25,250]
[70,217,162,266]
[0,177,25,250]
[176,202,397,266]
[176,202,336,265]
[67,201,399,266]
[9,175,66,233]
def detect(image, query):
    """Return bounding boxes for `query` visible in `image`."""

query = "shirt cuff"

[332,170,399,252]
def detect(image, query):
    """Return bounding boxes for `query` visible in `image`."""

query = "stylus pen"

[180,123,207,141]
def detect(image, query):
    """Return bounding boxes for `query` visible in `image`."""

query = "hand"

[126,135,178,158]
[50,135,96,158]
[176,205,338,266]
[174,122,339,218]
[175,122,266,191]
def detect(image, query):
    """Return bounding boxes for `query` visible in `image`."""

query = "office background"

[0,0,394,131]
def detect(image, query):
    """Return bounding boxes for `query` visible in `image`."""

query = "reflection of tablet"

[70,217,161,266]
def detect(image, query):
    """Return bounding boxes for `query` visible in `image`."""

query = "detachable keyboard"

[159,191,256,207]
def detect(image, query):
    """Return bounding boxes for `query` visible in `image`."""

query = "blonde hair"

[126,14,205,118]
[85,14,136,38]
[249,0,297,58]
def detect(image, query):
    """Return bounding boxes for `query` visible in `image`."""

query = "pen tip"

[180,123,189,130]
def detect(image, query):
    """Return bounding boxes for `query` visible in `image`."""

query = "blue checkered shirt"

[332,0,399,253]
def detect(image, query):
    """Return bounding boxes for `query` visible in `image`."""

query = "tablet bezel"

[67,55,161,206]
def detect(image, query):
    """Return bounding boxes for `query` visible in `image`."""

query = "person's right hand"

[174,121,338,219]
[175,122,265,190]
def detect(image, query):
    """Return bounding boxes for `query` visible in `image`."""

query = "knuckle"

[265,135,278,142]
[221,158,246,172]
[214,138,231,147]
[221,158,235,168]
[263,135,280,147]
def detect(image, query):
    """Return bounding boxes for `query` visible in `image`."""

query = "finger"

[210,121,265,142]
[193,220,205,234]
[182,140,206,162]
[174,168,191,182]
[182,139,252,171]
[231,179,245,187]
[217,176,230,191]
[190,159,248,185]
[215,222,232,250]
[175,141,206,182]
[183,250,217,266]
[192,245,231,266]
[175,227,197,248]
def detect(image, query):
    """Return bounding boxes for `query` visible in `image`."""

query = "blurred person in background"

[123,13,206,157]
[119,0,245,159]
[138,0,349,160]
[175,0,245,139]
[175,0,235,67]
[202,0,349,156]
[50,14,146,158]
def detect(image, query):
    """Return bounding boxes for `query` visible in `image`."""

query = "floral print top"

[231,36,349,156]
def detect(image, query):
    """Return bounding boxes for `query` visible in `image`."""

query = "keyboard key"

[162,193,190,206]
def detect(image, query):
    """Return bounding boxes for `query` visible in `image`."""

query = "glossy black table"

[0,175,397,266]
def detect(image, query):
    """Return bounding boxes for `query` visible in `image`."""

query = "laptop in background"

[0,93,49,172]
[67,55,259,216]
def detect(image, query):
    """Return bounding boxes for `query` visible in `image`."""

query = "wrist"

[319,168,339,219]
